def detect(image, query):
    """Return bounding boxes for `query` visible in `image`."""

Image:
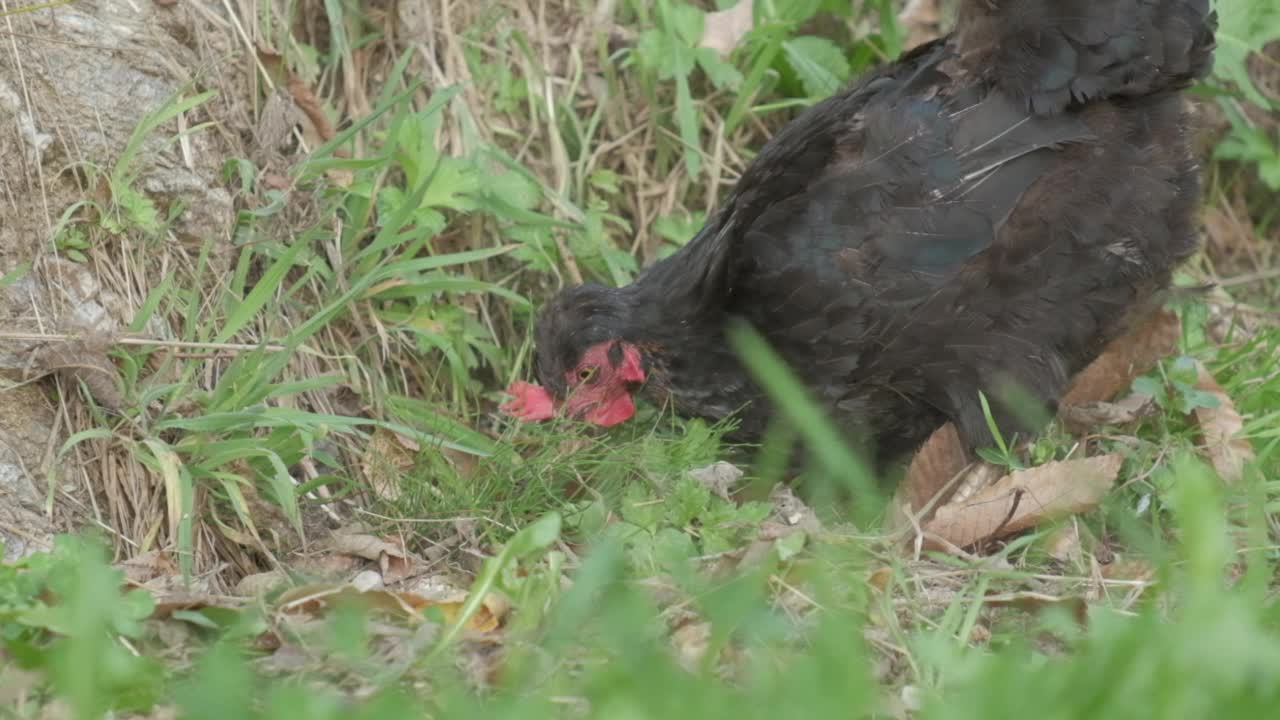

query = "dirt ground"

[0,0,241,559]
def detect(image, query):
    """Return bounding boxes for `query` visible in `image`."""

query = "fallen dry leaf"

[671,619,712,672]
[922,454,1123,550]
[689,461,743,501]
[867,566,893,593]
[1202,203,1264,268]
[256,46,348,184]
[236,570,288,597]
[116,550,179,585]
[1060,308,1180,407]
[414,590,510,632]
[276,581,509,632]
[441,445,480,477]
[457,637,506,688]
[331,532,407,561]
[261,644,311,675]
[285,70,334,144]
[330,532,418,584]
[360,427,418,501]
[699,0,753,56]
[292,552,364,578]
[1059,393,1156,433]
[1100,558,1156,584]
[890,423,971,531]
[948,462,1005,506]
[278,582,420,619]
[149,591,243,620]
[898,0,942,48]
[1192,362,1254,484]
[1044,521,1083,563]
[983,591,1088,626]
[28,331,125,410]
[380,553,415,585]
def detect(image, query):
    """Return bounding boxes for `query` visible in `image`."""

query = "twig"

[0,330,335,357]
[1218,268,1280,287]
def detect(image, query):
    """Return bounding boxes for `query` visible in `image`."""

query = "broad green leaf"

[1214,126,1280,189]
[696,47,745,89]
[783,35,849,97]
[1211,0,1280,108]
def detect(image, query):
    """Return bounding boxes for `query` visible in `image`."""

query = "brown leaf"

[983,591,1088,626]
[1101,558,1156,584]
[277,575,513,633]
[360,427,416,501]
[116,550,178,585]
[1202,203,1264,266]
[922,454,1123,550]
[867,566,893,593]
[949,462,1005,505]
[1060,309,1180,407]
[331,532,408,562]
[149,591,243,620]
[671,619,712,672]
[285,70,334,144]
[458,637,507,688]
[28,332,125,410]
[441,445,480,478]
[236,570,288,596]
[1044,521,1083,564]
[277,582,422,620]
[889,423,972,531]
[1204,287,1264,345]
[292,553,364,578]
[898,0,942,48]
[330,532,421,584]
[255,47,287,85]
[256,46,348,184]
[1059,393,1156,434]
[1191,362,1254,484]
[699,0,753,55]
[379,552,415,585]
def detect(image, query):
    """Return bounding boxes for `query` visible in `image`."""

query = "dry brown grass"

[0,0,801,586]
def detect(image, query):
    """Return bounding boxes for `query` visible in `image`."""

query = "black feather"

[529,0,1217,470]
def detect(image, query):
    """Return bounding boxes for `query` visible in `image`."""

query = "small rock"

[351,570,384,592]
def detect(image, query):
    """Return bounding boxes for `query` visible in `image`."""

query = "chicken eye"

[578,366,598,383]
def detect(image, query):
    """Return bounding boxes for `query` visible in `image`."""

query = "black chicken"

[505,0,1218,469]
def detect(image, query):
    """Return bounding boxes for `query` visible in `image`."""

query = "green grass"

[3,0,1280,717]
